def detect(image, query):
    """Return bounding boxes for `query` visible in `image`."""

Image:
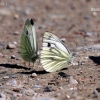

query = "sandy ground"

[0,0,100,100]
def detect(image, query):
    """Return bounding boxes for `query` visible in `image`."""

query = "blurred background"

[0,0,100,50]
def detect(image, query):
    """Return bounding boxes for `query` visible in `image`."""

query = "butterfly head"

[72,53,76,57]
[69,53,76,64]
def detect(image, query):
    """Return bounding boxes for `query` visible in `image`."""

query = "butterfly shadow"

[58,71,70,78]
[0,63,30,70]
[0,63,48,74]
[19,70,48,75]
[89,56,100,65]
[19,68,69,75]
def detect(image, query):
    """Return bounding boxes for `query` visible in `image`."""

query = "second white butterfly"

[40,32,75,72]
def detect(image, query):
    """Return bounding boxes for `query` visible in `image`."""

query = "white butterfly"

[40,32,75,72]
[20,19,38,65]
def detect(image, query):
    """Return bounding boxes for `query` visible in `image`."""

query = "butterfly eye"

[30,19,34,25]
[47,43,51,47]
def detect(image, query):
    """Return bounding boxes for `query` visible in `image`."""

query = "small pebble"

[11,93,17,100]
[92,12,97,17]
[14,14,19,19]
[84,45,100,51]
[23,89,35,96]
[76,46,83,51]
[59,87,63,90]
[72,62,78,66]
[3,76,9,79]
[6,43,16,49]
[11,74,18,78]
[10,55,19,60]
[31,73,37,78]
[13,41,17,45]
[66,94,70,99]
[0,93,6,100]
[13,31,19,35]
[10,55,16,59]
[86,32,94,36]
[93,90,98,98]
[83,15,90,20]
[69,76,78,85]
[6,79,17,86]
[71,91,78,98]
[36,98,56,100]
[60,38,66,43]
[0,53,3,57]
[44,86,52,92]
[24,9,30,15]
[33,85,43,89]
[76,96,83,100]
[84,56,89,59]
[69,87,77,90]
[12,93,22,100]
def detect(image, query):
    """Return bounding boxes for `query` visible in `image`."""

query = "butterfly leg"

[29,61,31,67]
[23,62,26,67]
[23,62,30,70]
[32,63,35,70]
[27,61,31,70]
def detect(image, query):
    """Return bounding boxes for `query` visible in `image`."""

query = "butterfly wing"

[20,19,38,62]
[41,47,72,72]
[25,19,38,53]
[43,32,71,54]
[40,32,73,72]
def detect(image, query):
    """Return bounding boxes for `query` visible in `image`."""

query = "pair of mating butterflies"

[20,19,75,72]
